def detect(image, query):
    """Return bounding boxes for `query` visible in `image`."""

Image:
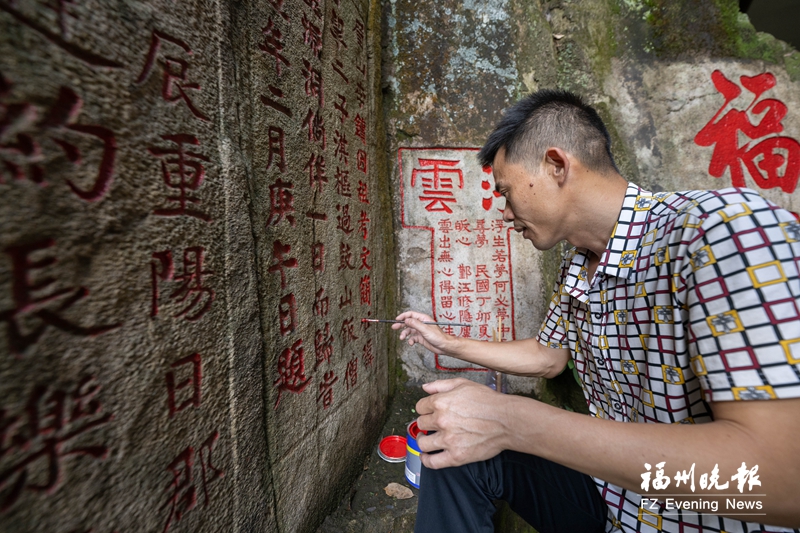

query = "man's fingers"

[421,451,452,470]
[422,378,467,395]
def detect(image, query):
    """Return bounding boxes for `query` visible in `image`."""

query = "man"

[393,90,800,533]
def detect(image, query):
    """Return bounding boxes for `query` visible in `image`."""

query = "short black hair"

[478,89,618,174]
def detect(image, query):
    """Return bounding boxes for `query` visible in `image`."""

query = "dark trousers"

[414,450,608,533]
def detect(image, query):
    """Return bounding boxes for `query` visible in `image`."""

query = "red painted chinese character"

[440,295,453,308]
[274,339,310,409]
[360,275,371,305]
[339,285,353,309]
[267,178,296,226]
[457,282,474,293]
[268,0,289,20]
[341,318,359,346]
[0,80,116,201]
[261,85,292,117]
[492,249,507,263]
[266,126,286,172]
[1,239,120,356]
[301,13,322,58]
[314,323,333,369]
[357,150,368,174]
[354,114,367,144]
[151,247,215,321]
[439,280,455,294]
[0,377,112,512]
[494,262,508,277]
[458,264,472,279]
[355,81,366,109]
[302,59,323,105]
[279,293,296,336]
[305,153,327,192]
[476,279,490,293]
[149,134,212,222]
[338,242,355,270]
[332,59,348,83]
[458,295,473,307]
[437,249,453,262]
[302,109,326,148]
[411,159,463,213]
[336,204,354,235]
[360,247,371,270]
[136,30,209,121]
[260,18,290,75]
[344,355,358,389]
[358,210,370,240]
[166,352,202,418]
[481,166,503,211]
[494,280,509,293]
[268,240,297,289]
[329,8,348,51]
[335,167,351,197]
[695,70,800,193]
[312,242,325,273]
[353,20,365,50]
[161,431,224,533]
[362,339,374,367]
[303,0,322,17]
[357,180,369,203]
[334,129,349,164]
[317,370,338,409]
[334,94,349,123]
[310,288,328,320]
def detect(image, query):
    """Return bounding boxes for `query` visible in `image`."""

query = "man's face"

[491,147,564,251]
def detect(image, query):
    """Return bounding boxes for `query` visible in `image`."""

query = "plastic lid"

[407,420,427,440]
[377,435,407,463]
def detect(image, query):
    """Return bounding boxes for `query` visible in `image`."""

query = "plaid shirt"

[537,183,800,533]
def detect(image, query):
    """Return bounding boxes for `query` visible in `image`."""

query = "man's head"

[477,90,618,175]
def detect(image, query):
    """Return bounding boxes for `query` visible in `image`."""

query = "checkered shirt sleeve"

[682,200,800,402]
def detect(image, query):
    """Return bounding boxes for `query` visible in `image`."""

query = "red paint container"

[377,435,407,463]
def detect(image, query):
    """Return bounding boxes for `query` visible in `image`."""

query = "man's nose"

[502,202,514,223]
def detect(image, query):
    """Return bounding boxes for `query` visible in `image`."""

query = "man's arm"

[392,311,570,378]
[415,379,800,528]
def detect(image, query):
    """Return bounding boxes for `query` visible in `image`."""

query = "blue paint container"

[404,420,425,489]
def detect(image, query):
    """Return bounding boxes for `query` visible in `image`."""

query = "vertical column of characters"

[263,0,312,412]
[134,25,224,532]
[0,2,123,520]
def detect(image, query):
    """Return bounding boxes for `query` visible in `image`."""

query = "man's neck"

[565,171,629,259]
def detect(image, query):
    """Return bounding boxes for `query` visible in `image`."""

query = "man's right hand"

[392,311,456,356]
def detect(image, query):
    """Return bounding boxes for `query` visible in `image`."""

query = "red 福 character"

[317,370,338,409]
[268,240,297,289]
[695,70,800,193]
[260,18,290,75]
[411,159,463,213]
[0,377,112,512]
[314,323,333,369]
[344,356,358,389]
[273,339,311,408]
[267,178,296,226]
[136,30,209,122]
[149,134,212,222]
[1,239,120,356]
[161,431,224,533]
[0,79,116,201]
[151,247,215,321]
[166,352,202,418]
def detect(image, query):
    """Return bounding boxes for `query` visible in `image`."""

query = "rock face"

[383,0,800,396]
[0,0,393,532]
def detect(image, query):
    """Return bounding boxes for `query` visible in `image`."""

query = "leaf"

[384,482,414,499]
[553,34,565,40]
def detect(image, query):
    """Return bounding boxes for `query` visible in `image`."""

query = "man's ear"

[544,147,570,186]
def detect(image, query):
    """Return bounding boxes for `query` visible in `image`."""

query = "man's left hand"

[415,378,514,469]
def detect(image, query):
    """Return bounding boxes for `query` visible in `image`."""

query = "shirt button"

[593,313,601,319]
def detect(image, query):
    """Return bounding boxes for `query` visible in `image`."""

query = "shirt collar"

[595,183,653,280]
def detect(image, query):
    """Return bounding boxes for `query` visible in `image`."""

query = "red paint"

[332,59,348,84]
[267,178,296,226]
[359,275,371,306]
[306,152,327,192]
[151,250,174,317]
[357,149,368,174]
[302,59,324,105]
[314,323,333,369]
[330,8,348,51]
[334,94,348,124]
[268,0,289,20]
[149,134,212,221]
[317,370,338,409]
[695,70,800,193]
[312,242,325,272]
[260,18,290,76]
[273,339,311,409]
[344,355,358,389]
[0,81,116,201]
[336,204,353,235]
[411,159,463,213]
[166,352,202,418]
[266,126,286,172]
[340,318,359,346]
[333,129,349,164]
[261,85,292,117]
[0,239,120,356]
[313,287,329,317]
[353,20,365,51]
[136,30,209,122]
[0,377,112,512]
[354,114,366,144]
[278,293,297,336]
[338,285,353,309]
[301,13,322,59]
[358,210,370,240]
[357,179,369,203]
[338,242,355,270]
[171,247,215,321]
[362,339,374,367]
[302,108,326,148]
[335,167,351,197]
[303,0,323,18]
[268,240,298,289]
[359,247,371,270]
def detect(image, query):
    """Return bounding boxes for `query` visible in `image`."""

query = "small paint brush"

[361,318,472,327]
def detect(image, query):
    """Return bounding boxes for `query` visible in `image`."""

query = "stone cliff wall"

[0,0,394,531]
